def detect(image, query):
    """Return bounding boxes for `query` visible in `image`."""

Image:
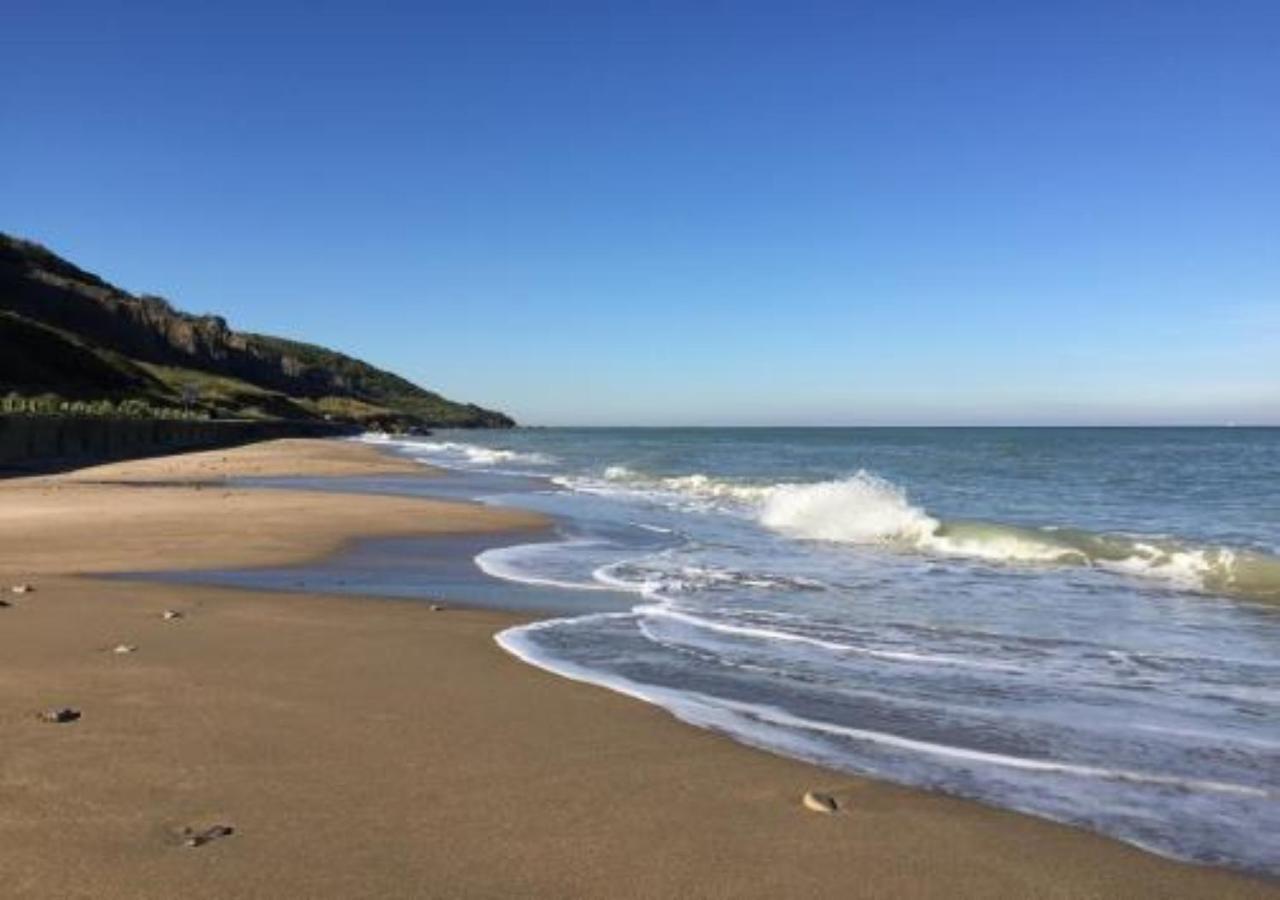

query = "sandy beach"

[0,438,1274,899]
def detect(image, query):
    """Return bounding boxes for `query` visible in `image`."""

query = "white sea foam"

[565,468,772,508]
[594,560,827,597]
[639,606,1023,671]
[495,621,1268,798]
[416,440,556,466]
[1094,544,1226,591]
[475,540,618,592]
[360,433,556,468]
[555,466,1272,598]
[759,472,939,544]
[591,560,669,596]
[718,696,1270,797]
[631,522,675,534]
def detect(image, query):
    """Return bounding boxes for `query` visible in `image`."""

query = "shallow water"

[139,470,635,616]
[144,427,1280,875]
[363,427,1280,876]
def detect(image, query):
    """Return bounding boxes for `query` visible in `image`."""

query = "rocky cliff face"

[0,233,514,428]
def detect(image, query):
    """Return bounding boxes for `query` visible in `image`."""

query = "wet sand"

[0,438,1274,898]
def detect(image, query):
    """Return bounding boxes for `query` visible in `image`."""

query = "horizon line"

[507,422,1280,430]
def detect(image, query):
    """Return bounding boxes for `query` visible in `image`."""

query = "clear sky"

[3,1,1277,425]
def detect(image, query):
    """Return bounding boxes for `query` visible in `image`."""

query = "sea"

[276,428,1280,874]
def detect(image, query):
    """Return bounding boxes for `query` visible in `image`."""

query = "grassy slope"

[0,311,168,401]
[0,314,412,424]
[244,334,508,427]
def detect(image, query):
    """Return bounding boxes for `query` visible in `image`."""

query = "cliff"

[0,233,513,428]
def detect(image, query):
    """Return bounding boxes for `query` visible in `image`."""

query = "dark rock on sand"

[38,708,81,724]
[183,824,235,848]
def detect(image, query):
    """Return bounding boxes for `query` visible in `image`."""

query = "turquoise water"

[370,427,1280,875]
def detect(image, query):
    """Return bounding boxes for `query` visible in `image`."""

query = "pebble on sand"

[802,791,839,814]
[183,824,235,848]
[38,708,81,724]
[11,583,34,594]
[112,644,138,654]
[162,610,184,621]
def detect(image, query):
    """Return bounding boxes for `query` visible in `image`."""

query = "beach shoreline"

[0,438,1274,898]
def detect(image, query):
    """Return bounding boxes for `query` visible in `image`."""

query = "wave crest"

[760,472,939,544]
[365,435,556,468]
[568,466,1280,601]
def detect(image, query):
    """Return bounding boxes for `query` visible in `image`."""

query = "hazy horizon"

[5,1,1277,426]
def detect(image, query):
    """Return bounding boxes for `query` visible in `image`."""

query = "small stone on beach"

[38,708,81,724]
[802,791,839,814]
[11,583,34,594]
[162,610,183,621]
[183,824,235,848]
[112,644,137,654]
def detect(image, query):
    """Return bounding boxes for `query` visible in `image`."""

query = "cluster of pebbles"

[14,578,846,867]
[16,581,236,849]
[2,582,35,607]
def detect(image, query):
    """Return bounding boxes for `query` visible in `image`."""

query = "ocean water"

[365,427,1280,876]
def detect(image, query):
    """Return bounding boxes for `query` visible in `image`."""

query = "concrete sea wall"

[0,416,353,474]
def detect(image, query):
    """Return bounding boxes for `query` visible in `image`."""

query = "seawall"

[0,416,355,475]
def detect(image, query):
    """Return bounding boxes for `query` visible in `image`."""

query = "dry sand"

[0,439,1274,898]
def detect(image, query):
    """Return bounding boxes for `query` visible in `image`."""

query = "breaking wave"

[367,432,1280,603]
[361,434,556,468]
[571,467,1280,602]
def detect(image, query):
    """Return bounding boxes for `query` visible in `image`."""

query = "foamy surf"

[378,428,1280,603]
[558,466,1280,602]
[496,617,1279,872]
[374,427,1280,876]
[359,433,557,470]
[475,540,623,592]
[635,605,1024,671]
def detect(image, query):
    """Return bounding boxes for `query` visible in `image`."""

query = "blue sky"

[3,1,1277,425]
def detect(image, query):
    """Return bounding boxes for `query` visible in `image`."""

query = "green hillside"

[0,233,513,429]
